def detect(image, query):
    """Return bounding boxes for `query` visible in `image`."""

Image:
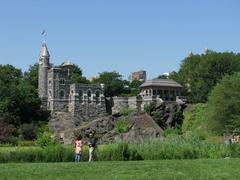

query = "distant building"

[129,70,146,82]
[88,76,99,82]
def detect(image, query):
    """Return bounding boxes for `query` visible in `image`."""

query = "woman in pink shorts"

[75,135,83,162]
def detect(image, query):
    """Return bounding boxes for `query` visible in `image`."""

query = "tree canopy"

[0,64,43,126]
[93,71,126,97]
[207,72,240,134]
[172,51,240,103]
[60,63,90,84]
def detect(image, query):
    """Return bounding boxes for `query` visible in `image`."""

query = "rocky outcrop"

[99,112,163,144]
[49,112,114,144]
[152,102,186,129]
[48,112,75,144]
[49,110,164,145]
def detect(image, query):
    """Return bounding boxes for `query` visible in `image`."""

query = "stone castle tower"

[38,43,50,108]
[38,42,106,123]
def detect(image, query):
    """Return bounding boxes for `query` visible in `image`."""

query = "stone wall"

[112,96,164,114]
[71,103,107,126]
[111,97,129,114]
[49,99,69,112]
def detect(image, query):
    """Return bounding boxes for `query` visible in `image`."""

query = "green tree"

[23,63,39,88]
[0,64,43,125]
[128,80,143,96]
[207,72,240,134]
[182,103,208,139]
[60,63,90,84]
[157,74,169,79]
[172,51,240,103]
[93,71,125,97]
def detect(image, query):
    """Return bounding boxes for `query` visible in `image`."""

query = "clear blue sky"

[0,0,240,79]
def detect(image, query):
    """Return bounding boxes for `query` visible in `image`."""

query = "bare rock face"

[49,110,164,145]
[48,112,76,144]
[99,112,163,144]
[50,115,115,145]
[120,113,163,142]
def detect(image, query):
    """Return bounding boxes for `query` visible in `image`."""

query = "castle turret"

[38,43,50,108]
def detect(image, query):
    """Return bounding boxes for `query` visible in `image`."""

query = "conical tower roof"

[40,43,50,58]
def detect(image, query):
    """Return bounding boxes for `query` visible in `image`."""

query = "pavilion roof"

[140,79,183,88]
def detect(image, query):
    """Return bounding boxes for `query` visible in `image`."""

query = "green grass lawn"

[0,158,240,180]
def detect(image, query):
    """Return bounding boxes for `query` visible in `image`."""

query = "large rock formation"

[99,113,163,144]
[49,111,163,144]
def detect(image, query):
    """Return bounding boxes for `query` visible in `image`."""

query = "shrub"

[0,116,17,144]
[19,123,37,140]
[18,140,36,147]
[144,102,156,115]
[152,112,165,128]
[162,127,181,137]
[182,103,208,139]
[116,119,130,133]
[207,72,240,134]
[120,107,134,116]
[36,133,57,148]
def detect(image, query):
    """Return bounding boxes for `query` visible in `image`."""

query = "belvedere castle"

[38,43,107,122]
[38,42,184,124]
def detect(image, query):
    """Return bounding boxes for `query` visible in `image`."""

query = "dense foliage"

[144,102,184,129]
[0,64,42,126]
[207,72,240,134]
[172,51,240,103]
[182,103,208,139]
[0,64,47,143]
[93,71,126,97]
[61,63,90,84]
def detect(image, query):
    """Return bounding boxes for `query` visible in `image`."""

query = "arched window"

[87,90,92,103]
[60,90,65,98]
[95,91,100,104]
[146,90,149,96]
[87,90,92,97]
[60,78,65,85]
[49,90,52,97]
[79,90,83,103]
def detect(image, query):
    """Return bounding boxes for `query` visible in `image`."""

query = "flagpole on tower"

[41,29,46,43]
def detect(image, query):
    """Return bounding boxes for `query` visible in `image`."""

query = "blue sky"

[0,0,240,79]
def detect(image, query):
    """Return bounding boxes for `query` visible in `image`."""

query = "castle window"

[87,90,92,103]
[79,90,83,103]
[49,80,52,85]
[60,78,65,85]
[87,90,92,97]
[60,90,65,98]
[95,91,100,104]
[49,90,52,97]
[95,91,100,97]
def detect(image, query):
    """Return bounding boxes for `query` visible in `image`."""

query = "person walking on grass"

[75,135,83,162]
[88,132,97,162]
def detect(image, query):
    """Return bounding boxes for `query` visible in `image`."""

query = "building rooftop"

[140,79,183,88]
